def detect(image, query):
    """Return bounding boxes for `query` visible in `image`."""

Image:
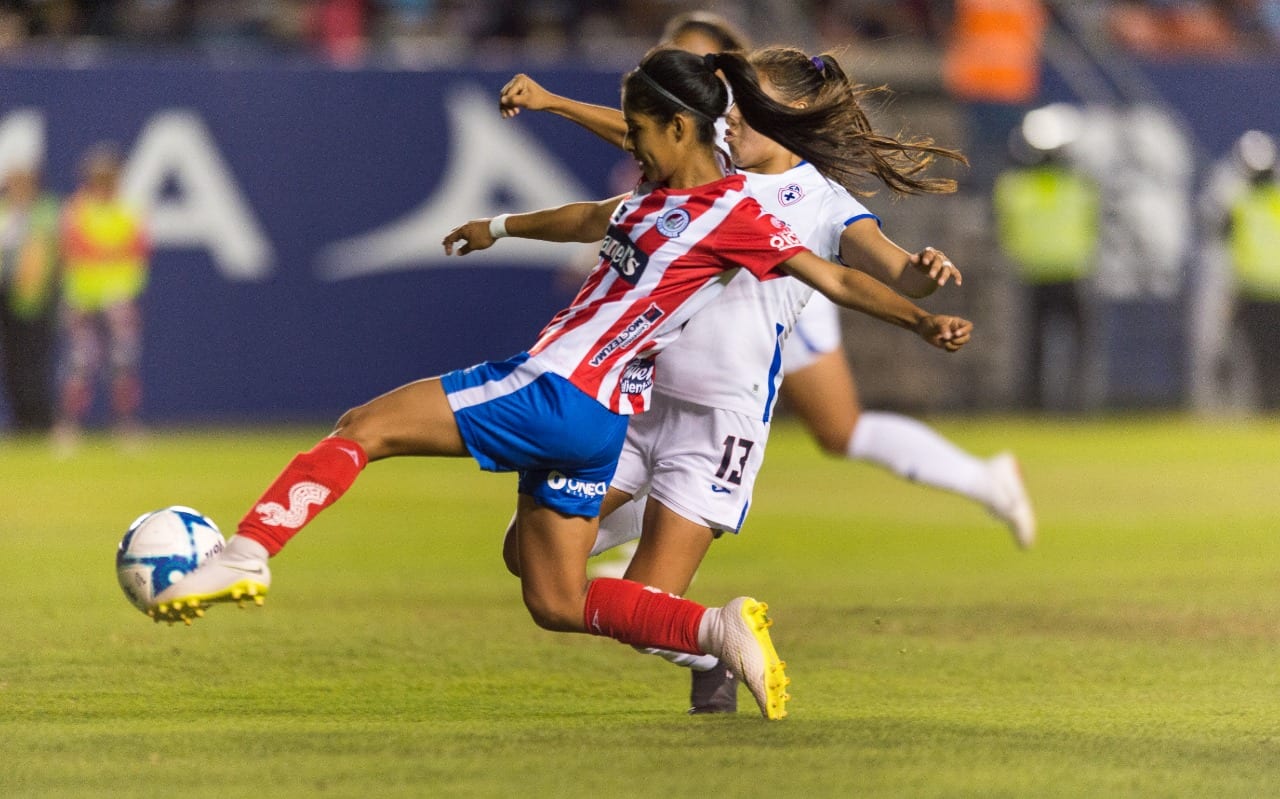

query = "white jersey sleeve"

[651,162,877,420]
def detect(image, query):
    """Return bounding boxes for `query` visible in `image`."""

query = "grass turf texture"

[2,416,1280,797]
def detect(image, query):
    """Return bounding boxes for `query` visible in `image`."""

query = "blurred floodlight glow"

[1237,129,1277,173]
[1022,103,1084,152]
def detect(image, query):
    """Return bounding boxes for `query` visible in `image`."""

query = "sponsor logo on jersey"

[709,483,732,494]
[589,304,664,367]
[600,224,649,283]
[546,470,608,499]
[778,183,805,206]
[769,217,803,251]
[619,357,654,395]
[655,207,691,237]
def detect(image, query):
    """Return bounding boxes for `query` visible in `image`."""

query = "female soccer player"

[496,47,1013,713]
[501,29,1035,553]
[150,47,972,721]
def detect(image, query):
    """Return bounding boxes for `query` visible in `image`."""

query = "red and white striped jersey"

[527,173,805,414]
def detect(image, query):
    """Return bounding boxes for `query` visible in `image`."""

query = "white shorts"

[782,293,842,375]
[608,394,770,537]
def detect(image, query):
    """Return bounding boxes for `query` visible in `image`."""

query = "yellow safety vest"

[0,194,60,317]
[1229,183,1280,300]
[993,165,1099,283]
[60,193,148,311]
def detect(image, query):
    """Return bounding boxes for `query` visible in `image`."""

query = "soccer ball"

[116,506,226,612]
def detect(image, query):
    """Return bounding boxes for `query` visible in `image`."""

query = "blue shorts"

[441,353,628,517]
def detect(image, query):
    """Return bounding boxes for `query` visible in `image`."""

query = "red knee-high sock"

[583,577,706,655]
[236,436,368,555]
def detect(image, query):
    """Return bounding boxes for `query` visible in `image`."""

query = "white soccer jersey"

[650,161,877,420]
[526,173,806,414]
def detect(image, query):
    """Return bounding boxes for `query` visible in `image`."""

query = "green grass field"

[3,416,1280,798]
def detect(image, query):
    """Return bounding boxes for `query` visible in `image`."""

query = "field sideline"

[2,416,1280,797]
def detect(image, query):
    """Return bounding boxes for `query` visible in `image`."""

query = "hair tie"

[810,55,825,73]
[703,52,718,71]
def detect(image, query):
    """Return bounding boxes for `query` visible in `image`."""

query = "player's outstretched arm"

[779,249,971,352]
[442,195,626,256]
[839,218,962,299]
[499,73,628,149]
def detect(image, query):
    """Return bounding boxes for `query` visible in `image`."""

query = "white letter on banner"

[122,111,274,281]
[315,85,598,280]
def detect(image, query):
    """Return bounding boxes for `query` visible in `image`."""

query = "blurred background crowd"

[0,0,1278,438]
[0,0,1276,66]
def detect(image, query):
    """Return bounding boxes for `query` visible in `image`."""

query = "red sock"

[583,577,706,654]
[236,436,368,555]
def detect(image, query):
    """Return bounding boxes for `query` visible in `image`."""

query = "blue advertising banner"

[0,61,628,422]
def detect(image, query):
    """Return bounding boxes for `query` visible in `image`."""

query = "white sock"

[636,646,720,671]
[696,605,722,655]
[848,410,997,508]
[224,535,269,562]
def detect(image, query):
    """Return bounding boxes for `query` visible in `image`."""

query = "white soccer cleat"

[704,597,789,720]
[988,452,1036,549]
[148,546,271,626]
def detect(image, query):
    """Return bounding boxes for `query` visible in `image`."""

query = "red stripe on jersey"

[526,174,806,414]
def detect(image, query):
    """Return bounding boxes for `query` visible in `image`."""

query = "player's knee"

[333,403,385,458]
[520,587,582,633]
[502,525,521,578]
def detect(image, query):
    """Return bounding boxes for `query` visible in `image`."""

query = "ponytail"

[711,48,968,197]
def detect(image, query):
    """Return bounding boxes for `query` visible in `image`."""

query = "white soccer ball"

[116,506,226,612]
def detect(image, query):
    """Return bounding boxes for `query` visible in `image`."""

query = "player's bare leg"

[150,378,469,625]
[622,501,739,713]
[783,350,1035,547]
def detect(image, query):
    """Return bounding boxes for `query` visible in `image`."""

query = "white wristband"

[489,214,511,239]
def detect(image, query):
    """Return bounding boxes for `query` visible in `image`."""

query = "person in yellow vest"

[0,166,60,433]
[1224,131,1280,407]
[54,143,149,451]
[994,105,1100,410]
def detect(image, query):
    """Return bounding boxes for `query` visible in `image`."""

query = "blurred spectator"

[54,143,149,452]
[993,104,1101,411]
[0,166,59,433]
[1192,130,1280,410]
[305,0,372,65]
[942,0,1048,191]
[1107,0,1239,56]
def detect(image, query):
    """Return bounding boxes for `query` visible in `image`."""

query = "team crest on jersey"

[655,208,691,238]
[600,224,649,284]
[778,183,805,206]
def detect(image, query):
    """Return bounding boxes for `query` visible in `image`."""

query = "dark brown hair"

[622,48,966,197]
[660,11,750,53]
[621,48,728,146]
[747,46,962,197]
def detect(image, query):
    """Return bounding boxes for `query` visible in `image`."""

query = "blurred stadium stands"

[0,1,1277,425]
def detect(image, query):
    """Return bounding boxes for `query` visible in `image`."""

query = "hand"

[915,314,972,352]
[499,73,553,119]
[908,246,962,288]
[441,220,495,256]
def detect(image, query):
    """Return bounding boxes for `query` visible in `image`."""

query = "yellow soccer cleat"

[148,555,271,626]
[707,597,790,720]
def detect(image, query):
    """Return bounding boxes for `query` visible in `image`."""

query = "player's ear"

[672,112,691,142]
